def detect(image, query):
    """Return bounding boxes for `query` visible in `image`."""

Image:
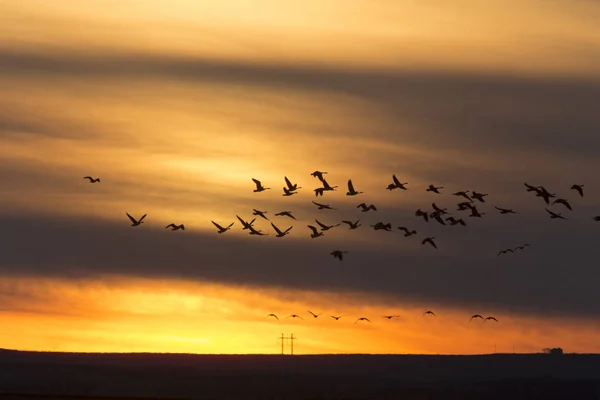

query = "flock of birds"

[83,172,597,326]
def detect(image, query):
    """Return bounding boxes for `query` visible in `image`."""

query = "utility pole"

[289,333,295,356]
[279,333,285,355]
[277,333,297,355]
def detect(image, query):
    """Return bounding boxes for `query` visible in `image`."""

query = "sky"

[1,0,600,355]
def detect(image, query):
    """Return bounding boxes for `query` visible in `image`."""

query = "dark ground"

[1,349,599,400]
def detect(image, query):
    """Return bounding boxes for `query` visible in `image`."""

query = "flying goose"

[83,176,100,183]
[398,226,417,236]
[126,212,146,227]
[312,201,336,210]
[307,225,324,238]
[330,315,343,320]
[457,202,475,211]
[432,203,448,214]
[252,178,270,192]
[422,237,437,249]
[314,187,325,197]
[423,311,436,317]
[494,206,517,214]
[571,184,584,197]
[330,250,348,260]
[341,219,361,229]
[357,203,377,212]
[469,207,485,218]
[426,184,443,194]
[267,314,279,320]
[282,187,297,196]
[524,182,539,192]
[276,211,296,220]
[469,314,484,322]
[497,249,514,256]
[446,216,466,226]
[252,209,269,220]
[471,191,488,202]
[430,212,446,226]
[165,223,185,231]
[553,198,572,211]
[248,225,268,236]
[382,315,401,320]
[271,222,293,238]
[212,221,234,234]
[545,208,566,220]
[415,209,429,222]
[535,187,556,204]
[346,179,363,196]
[308,310,322,318]
[311,171,327,181]
[287,314,304,320]
[316,219,340,231]
[453,191,471,201]
[284,176,301,192]
[354,317,371,323]
[236,215,256,230]
[322,179,338,191]
[484,316,498,323]
[371,222,392,231]
[387,175,408,190]
[513,244,530,251]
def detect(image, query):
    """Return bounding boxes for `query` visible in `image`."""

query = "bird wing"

[347,179,355,192]
[165,223,175,229]
[226,222,234,229]
[307,225,319,234]
[283,226,293,234]
[392,174,400,186]
[126,213,137,224]
[236,215,247,225]
[312,201,323,207]
[315,219,327,229]
[83,176,93,181]
[270,222,283,235]
[284,176,293,189]
[138,214,147,222]
[211,221,224,230]
[545,208,557,217]
[252,178,261,188]
[308,310,317,317]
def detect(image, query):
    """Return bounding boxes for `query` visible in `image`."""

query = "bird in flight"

[346,179,363,196]
[322,179,338,192]
[341,219,361,229]
[282,187,297,197]
[430,211,446,226]
[371,222,392,231]
[165,223,185,231]
[387,175,408,191]
[314,187,325,197]
[552,198,572,211]
[276,211,296,220]
[287,314,304,320]
[453,191,471,201]
[524,182,539,192]
[432,203,448,215]
[571,184,584,197]
[415,209,429,222]
[307,225,324,238]
[312,201,336,210]
[535,186,556,204]
[267,314,279,320]
[330,315,343,320]
[330,250,348,260]
[252,209,269,220]
[252,178,270,192]
[471,191,488,202]
[422,237,437,249]
[354,317,371,324]
[248,225,268,236]
[357,203,377,212]
[470,314,484,322]
[446,216,466,226]
[398,227,417,237]
[423,311,436,317]
[83,176,100,183]
[495,206,517,214]
[469,207,485,218]
[426,184,443,194]
[308,310,322,318]
[594,216,600,221]
[284,176,301,192]
[236,215,256,230]
[311,171,327,181]
[271,222,293,238]
[545,208,566,220]
[212,221,234,234]
[485,316,498,323]
[382,315,401,320]
[497,249,514,256]
[126,213,146,227]
[457,202,476,212]
[315,219,340,231]
[513,244,531,251]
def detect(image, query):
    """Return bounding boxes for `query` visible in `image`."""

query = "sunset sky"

[1,0,600,355]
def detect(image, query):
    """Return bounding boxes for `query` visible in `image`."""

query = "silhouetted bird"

[284,176,301,192]
[535,186,556,204]
[312,201,336,210]
[430,212,446,226]
[470,314,484,322]
[422,237,437,249]
[457,202,475,211]
[276,211,296,220]
[355,317,371,323]
[330,315,343,320]
[471,191,488,202]
[485,316,498,323]
[382,315,401,320]
[371,222,392,231]
[423,311,436,317]
[314,187,325,197]
[267,314,279,320]
[315,219,340,231]
[432,203,448,214]
[236,215,256,230]
[416,209,429,222]
[453,191,471,201]
[322,179,338,192]
[253,209,269,220]
[546,208,566,220]
[165,223,185,231]
[83,176,100,183]
[426,184,443,194]
[308,310,322,318]
[126,213,146,227]
[387,175,408,190]
[495,206,517,214]
[524,182,539,192]
[212,221,234,234]
[331,250,348,260]
[357,203,377,212]
[288,314,304,320]
[513,244,530,251]
[248,225,268,236]
[469,207,485,218]
[282,187,297,196]
[553,198,572,211]
[346,179,363,196]
[271,222,293,238]
[571,184,584,197]
[311,171,327,181]
[341,220,361,229]
[446,216,466,226]
[252,178,270,192]
[497,249,514,256]
[308,225,324,238]
[398,226,417,236]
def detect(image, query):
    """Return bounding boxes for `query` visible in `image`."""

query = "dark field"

[1,349,599,400]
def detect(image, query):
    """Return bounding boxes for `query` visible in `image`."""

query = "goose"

[284,176,301,192]
[126,213,146,227]
[276,211,296,220]
[314,187,325,197]
[497,249,514,256]
[457,202,475,211]
[553,198,572,211]
[312,201,336,210]
[330,250,348,260]
[83,176,100,183]
[453,191,471,201]
[252,209,269,220]
[282,187,297,196]
[267,314,279,320]
[426,184,443,194]
[494,206,517,214]
[307,225,324,238]
[212,221,234,234]
[415,209,429,222]
[484,316,498,323]
[469,207,485,218]
[287,314,304,320]
[382,315,401,320]
[322,179,338,192]
[357,203,377,212]
[571,184,584,197]
[513,244,530,251]
[341,220,361,229]
[371,222,392,231]
[315,219,340,231]
[422,237,437,249]
[165,223,185,231]
[535,187,556,204]
[252,178,270,192]
[346,179,363,196]
[524,182,539,192]
[271,222,293,238]
[248,225,268,236]
[392,175,409,190]
[236,215,256,230]
[471,191,488,202]
[430,212,446,226]
[311,171,327,181]
[545,208,566,220]
[330,315,343,320]
[432,203,448,214]
[446,217,466,226]
[308,310,322,319]
[398,226,417,236]
[423,311,436,317]
[354,317,371,323]
[386,183,398,191]
[470,314,484,322]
